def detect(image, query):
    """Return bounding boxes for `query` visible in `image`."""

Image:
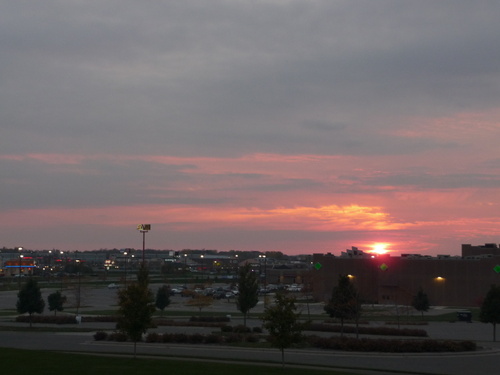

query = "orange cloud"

[0,203,405,233]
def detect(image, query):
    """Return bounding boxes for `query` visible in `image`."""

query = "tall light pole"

[136,224,151,266]
[17,247,23,287]
[75,259,81,315]
[123,251,128,286]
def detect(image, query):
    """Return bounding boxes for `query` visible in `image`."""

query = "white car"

[107,283,119,289]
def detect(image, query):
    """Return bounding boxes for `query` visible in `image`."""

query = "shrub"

[172,333,189,343]
[145,333,162,343]
[245,334,259,343]
[108,332,128,342]
[307,323,427,337]
[233,325,251,333]
[190,316,230,323]
[189,333,205,344]
[221,325,233,333]
[16,315,77,324]
[306,336,476,352]
[162,333,174,343]
[93,331,108,341]
[224,333,243,343]
[205,334,224,344]
[83,316,119,323]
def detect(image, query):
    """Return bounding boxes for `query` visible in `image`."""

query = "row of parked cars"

[170,285,240,299]
[259,283,304,294]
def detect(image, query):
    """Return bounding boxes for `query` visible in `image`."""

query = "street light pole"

[137,224,151,267]
[124,251,128,287]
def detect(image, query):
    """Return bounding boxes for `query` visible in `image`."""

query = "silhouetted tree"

[324,275,361,337]
[155,285,171,317]
[262,293,304,368]
[17,278,45,328]
[47,290,66,316]
[412,287,430,320]
[117,266,155,357]
[480,285,500,342]
[237,263,259,326]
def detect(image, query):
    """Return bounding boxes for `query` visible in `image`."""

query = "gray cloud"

[2,1,500,253]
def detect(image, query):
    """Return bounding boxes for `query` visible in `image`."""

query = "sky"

[1,1,500,256]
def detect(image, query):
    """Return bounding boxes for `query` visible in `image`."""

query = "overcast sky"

[1,1,500,256]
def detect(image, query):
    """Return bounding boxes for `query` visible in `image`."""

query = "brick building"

[312,244,500,307]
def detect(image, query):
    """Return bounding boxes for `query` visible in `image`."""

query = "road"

[2,283,500,374]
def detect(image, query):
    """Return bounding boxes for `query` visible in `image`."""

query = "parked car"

[107,283,119,289]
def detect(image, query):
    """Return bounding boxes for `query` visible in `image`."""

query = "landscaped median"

[93,323,476,353]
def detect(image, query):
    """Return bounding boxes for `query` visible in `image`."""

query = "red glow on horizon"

[369,243,391,255]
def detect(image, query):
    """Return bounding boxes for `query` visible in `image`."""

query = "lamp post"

[17,247,23,287]
[259,254,267,288]
[75,259,81,315]
[136,224,151,266]
[123,251,128,286]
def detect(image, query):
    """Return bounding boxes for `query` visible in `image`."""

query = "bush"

[172,333,189,343]
[154,319,226,328]
[224,333,243,343]
[190,316,230,323]
[221,325,233,333]
[205,334,224,344]
[245,334,259,343]
[162,333,173,343]
[16,315,77,324]
[307,323,427,337]
[108,332,128,342]
[189,333,205,344]
[82,316,119,323]
[93,331,108,341]
[252,326,263,333]
[233,325,251,333]
[145,333,162,343]
[306,336,476,352]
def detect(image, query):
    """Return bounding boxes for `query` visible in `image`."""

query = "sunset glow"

[370,243,391,255]
[1,3,500,256]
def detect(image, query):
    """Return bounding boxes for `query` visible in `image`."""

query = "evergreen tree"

[412,287,430,320]
[262,293,304,368]
[155,285,171,317]
[324,275,361,337]
[47,290,67,316]
[237,263,259,326]
[480,284,500,342]
[117,266,155,357]
[17,278,45,328]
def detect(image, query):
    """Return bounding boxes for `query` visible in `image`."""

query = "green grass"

[0,347,356,375]
[0,309,16,316]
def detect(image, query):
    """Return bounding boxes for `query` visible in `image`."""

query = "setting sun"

[371,243,390,255]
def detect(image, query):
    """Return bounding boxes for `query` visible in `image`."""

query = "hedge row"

[221,325,262,333]
[16,315,77,324]
[78,315,118,323]
[189,316,230,323]
[307,323,427,337]
[153,319,226,328]
[306,336,476,352]
[94,331,260,344]
[147,332,260,344]
[95,331,476,353]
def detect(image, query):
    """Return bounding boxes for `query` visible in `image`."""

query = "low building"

[312,244,500,307]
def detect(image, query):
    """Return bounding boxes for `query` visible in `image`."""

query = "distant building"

[312,244,500,307]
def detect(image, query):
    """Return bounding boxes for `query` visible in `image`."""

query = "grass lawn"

[0,347,356,375]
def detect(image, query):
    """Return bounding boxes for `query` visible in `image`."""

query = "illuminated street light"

[136,224,151,266]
